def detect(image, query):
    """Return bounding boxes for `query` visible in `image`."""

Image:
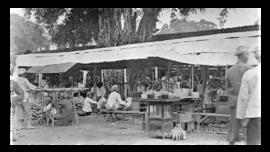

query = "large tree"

[10,14,50,54]
[23,8,230,48]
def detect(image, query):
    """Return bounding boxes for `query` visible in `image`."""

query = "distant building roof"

[151,25,260,42]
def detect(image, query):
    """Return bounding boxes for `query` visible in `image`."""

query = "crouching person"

[54,98,74,126]
[104,85,132,120]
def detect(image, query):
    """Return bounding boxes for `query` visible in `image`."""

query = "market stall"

[16,27,260,134]
[28,87,88,126]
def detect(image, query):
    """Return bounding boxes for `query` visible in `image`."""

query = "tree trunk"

[119,8,137,45]
[136,8,161,42]
[98,8,123,47]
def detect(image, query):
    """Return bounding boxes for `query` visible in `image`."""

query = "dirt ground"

[11,114,245,145]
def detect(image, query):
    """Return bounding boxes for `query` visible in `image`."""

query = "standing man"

[225,46,252,145]
[16,70,37,129]
[10,55,25,142]
[237,48,261,145]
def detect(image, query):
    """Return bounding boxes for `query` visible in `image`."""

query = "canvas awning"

[17,30,260,67]
[26,62,76,73]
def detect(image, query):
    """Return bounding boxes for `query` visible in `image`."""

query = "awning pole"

[124,68,127,99]
[191,65,194,92]
[155,66,158,81]
[93,65,97,98]
[101,69,104,83]
[82,70,88,87]
[38,73,42,88]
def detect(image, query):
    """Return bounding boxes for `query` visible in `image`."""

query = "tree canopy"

[10,14,50,55]
[158,18,217,34]
[23,8,231,48]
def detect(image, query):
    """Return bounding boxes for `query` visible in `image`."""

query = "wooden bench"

[193,112,230,131]
[99,109,146,130]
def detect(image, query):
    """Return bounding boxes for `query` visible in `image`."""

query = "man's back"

[237,64,261,119]
[226,63,252,107]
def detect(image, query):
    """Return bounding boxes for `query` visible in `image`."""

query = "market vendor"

[81,92,98,115]
[16,70,37,129]
[54,94,74,126]
[202,81,214,108]
[91,82,107,110]
[105,85,132,111]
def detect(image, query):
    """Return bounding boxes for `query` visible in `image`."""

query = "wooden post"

[101,69,104,83]
[124,68,127,99]
[155,66,158,81]
[82,70,88,87]
[38,73,42,88]
[225,66,228,77]
[93,65,97,98]
[72,93,79,124]
[191,65,194,92]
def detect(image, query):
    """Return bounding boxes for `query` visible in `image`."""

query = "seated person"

[54,97,74,126]
[91,82,107,110]
[105,85,132,111]
[79,92,98,116]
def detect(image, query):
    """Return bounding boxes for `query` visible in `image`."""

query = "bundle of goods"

[31,103,44,122]
[169,123,187,140]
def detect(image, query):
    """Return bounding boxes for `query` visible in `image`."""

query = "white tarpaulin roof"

[17,30,260,67]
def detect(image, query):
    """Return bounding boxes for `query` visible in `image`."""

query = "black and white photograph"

[10,8,261,145]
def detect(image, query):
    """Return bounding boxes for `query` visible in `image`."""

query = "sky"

[156,8,261,29]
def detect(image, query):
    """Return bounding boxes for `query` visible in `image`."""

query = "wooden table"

[139,97,201,139]
[28,88,88,125]
[139,99,177,139]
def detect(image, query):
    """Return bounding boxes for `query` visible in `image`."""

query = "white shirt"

[236,64,261,119]
[82,97,97,112]
[105,91,125,109]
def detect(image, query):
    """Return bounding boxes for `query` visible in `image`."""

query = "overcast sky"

[10,8,261,30]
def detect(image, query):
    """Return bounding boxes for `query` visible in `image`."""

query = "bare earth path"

[11,115,245,145]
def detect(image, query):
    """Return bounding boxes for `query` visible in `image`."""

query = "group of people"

[225,46,261,145]
[10,45,260,145]
[81,83,132,116]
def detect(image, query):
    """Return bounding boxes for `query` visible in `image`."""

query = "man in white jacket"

[236,47,261,145]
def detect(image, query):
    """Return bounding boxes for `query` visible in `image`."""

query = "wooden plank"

[193,112,230,117]
[99,109,146,114]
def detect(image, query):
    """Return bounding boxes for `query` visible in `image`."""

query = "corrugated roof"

[17,29,260,67]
